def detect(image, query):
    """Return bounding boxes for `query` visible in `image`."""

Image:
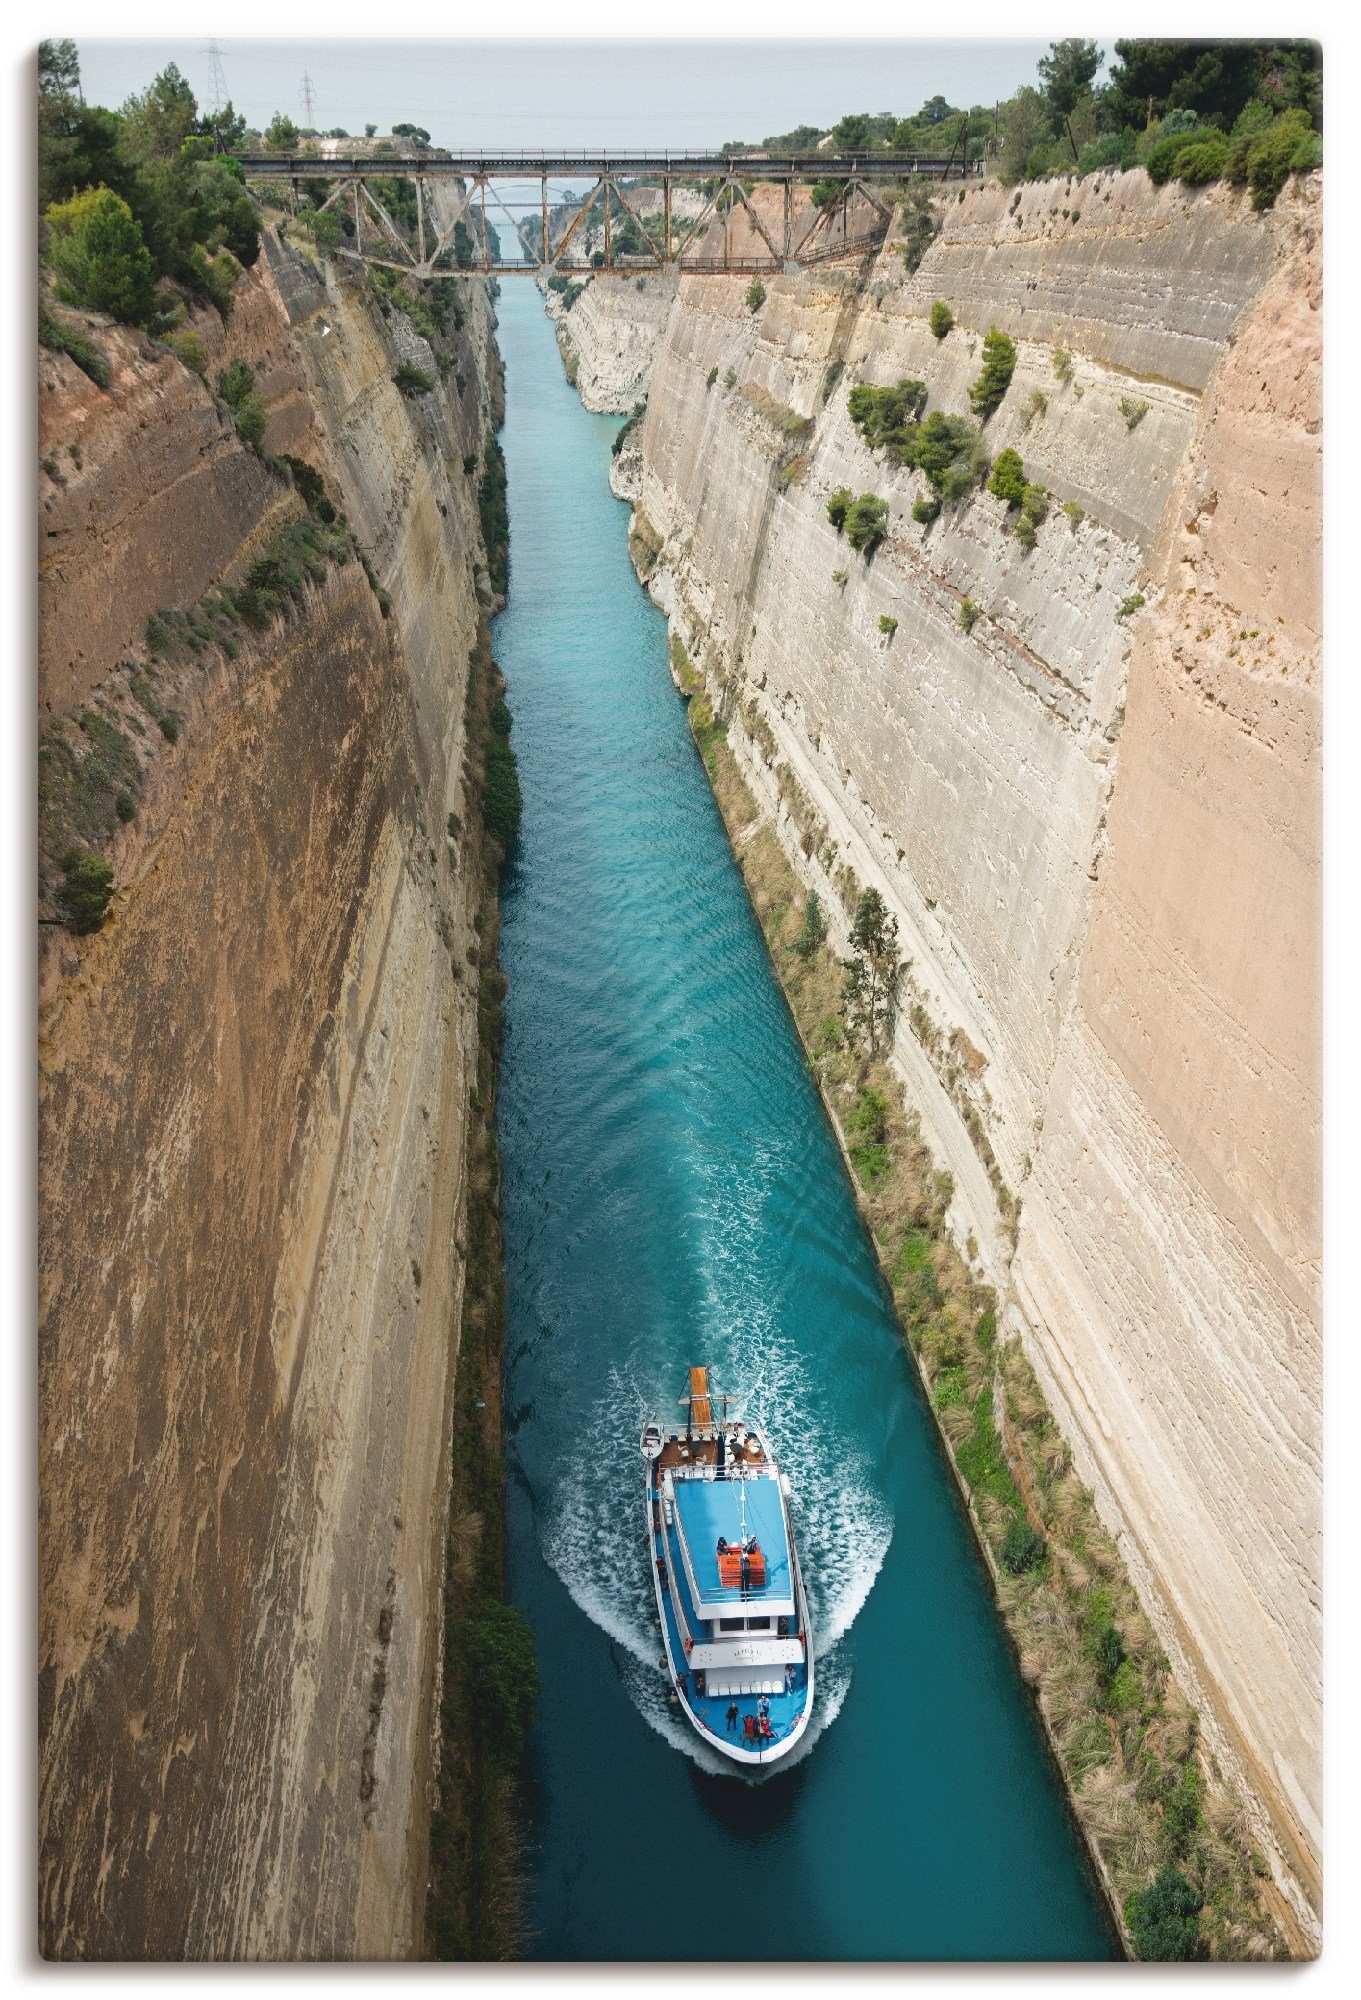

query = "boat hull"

[645,1431,814,1769]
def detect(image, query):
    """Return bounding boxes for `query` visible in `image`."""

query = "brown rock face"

[38,229,501,1958]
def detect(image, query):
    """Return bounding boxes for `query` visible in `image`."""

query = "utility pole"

[301,71,316,132]
[205,41,229,116]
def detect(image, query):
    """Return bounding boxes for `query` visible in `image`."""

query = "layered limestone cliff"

[38,219,502,1958]
[547,271,677,411]
[573,170,1321,1945]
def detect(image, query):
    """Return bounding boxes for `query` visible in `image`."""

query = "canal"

[492,276,1113,1962]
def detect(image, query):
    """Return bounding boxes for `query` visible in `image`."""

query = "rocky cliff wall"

[573,169,1321,1943]
[545,269,677,412]
[38,224,502,1958]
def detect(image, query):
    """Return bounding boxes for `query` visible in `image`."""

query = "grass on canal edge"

[668,634,1285,1964]
[426,626,538,1962]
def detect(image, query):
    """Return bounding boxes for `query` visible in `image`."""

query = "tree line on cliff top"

[728,38,1320,208]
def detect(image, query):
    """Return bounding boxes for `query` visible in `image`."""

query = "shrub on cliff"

[57,847,115,934]
[912,496,940,526]
[842,886,900,1054]
[45,186,159,327]
[38,302,111,387]
[215,356,268,450]
[988,447,1027,508]
[899,179,939,274]
[478,439,509,598]
[483,733,522,851]
[1000,1517,1047,1575]
[846,1085,891,1190]
[968,327,1017,422]
[745,277,766,311]
[164,326,206,376]
[1226,107,1320,208]
[1168,133,1230,184]
[1126,1867,1205,1961]
[929,299,953,340]
[793,890,825,960]
[844,494,888,556]
[826,487,854,532]
[848,378,927,451]
[1144,124,1217,183]
[394,360,435,398]
[465,1599,540,1767]
[1013,483,1049,551]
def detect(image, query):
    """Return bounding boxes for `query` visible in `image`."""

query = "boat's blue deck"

[671,1472,790,1601]
[653,1476,808,1760]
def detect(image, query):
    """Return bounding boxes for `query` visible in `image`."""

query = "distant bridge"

[240,142,983,280]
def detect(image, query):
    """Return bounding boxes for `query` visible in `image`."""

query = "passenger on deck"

[757,1692,771,1723]
[725,1700,739,1737]
[717,1535,729,1557]
[742,1715,758,1747]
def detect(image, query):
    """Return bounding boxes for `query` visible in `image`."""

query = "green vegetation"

[478,438,509,598]
[988,447,1026,507]
[1126,1867,1205,1961]
[1000,1517,1047,1574]
[1052,347,1073,384]
[1117,592,1146,620]
[911,496,940,526]
[393,360,435,398]
[39,44,260,328]
[45,186,160,327]
[793,890,825,960]
[612,400,646,459]
[547,270,586,311]
[847,383,991,512]
[1119,395,1149,430]
[987,448,1047,547]
[215,357,268,449]
[56,848,115,934]
[846,1085,891,1190]
[988,37,1319,203]
[967,327,1016,422]
[843,494,888,556]
[826,487,853,532]
[847,377,926,449]
[483,709,522,851]
[38,301,110,387]
[878,615,898,638]
[959,597,980,633]
[899,180,940,274]
[928,299,953,340]
[428,630,538,1960]
[164,326,206,376]
[842,886,900,1055]
[745,277,767,311]
[707,366,719,388]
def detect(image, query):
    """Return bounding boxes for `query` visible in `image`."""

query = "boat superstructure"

[642,1367,813,1766]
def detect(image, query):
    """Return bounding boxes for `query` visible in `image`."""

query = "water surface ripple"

[493,280,1112,1962]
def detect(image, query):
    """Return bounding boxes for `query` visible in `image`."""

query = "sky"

[74,39,1054,150]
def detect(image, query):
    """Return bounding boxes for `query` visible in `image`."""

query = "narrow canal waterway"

[493,277,1113,1962]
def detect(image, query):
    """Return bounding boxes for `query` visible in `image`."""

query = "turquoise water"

[493,278,1113,1963]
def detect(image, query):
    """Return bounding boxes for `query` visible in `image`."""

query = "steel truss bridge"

[240,141,981,280]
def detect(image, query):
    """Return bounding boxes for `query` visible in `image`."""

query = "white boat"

[642,1367,813,1767]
